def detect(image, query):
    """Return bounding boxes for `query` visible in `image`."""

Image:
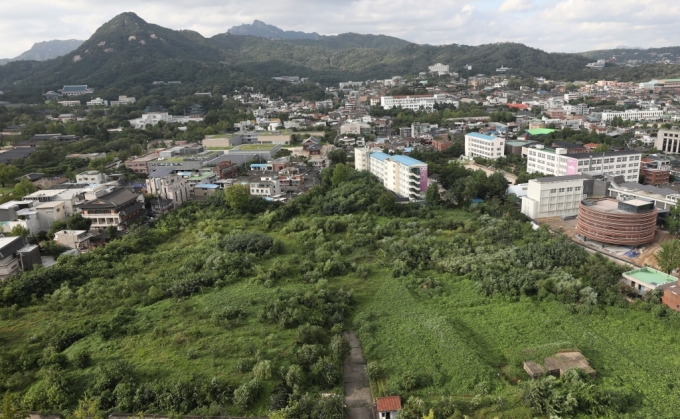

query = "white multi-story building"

[250,177,281,197]
[354,149,428,201]
[146,173,190,207]
[76,170,109,184]
[110,96,136,106]
[655,129,680,154]
[601,109,663,122]
[381,95,445,110]
[521,175,586,219]
[129,112,204,129]
[563,103,590,115]
[86,98,108,107]
[428,63,450,76]
[340,122,371,135]
[58,101,81,107]
[526,145,641,182]
[464,132,505,160]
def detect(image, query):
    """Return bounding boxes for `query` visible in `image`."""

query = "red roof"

[508,103,529,110]
[377,396,402,412]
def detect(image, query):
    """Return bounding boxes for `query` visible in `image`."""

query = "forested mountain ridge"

[3,11,680,99]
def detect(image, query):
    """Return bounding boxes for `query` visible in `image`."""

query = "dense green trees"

[656,240,680,274]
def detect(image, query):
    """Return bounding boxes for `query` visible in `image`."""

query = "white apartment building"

[601,109,663,122]
[655,129,680,154]
[110,96,136,106]
[86,98,108,106]
[146,173,190,207]
[428,63,450,75]
[76,170,109,184]
[526,145,641,182]
[521,175,586,219]
[464,132,505,160]
[381,94,445,110]
[250,178,281,197]
[354,149,428,201]
[340,122,371,135]
[58,101,81,107]
[563,103,590,115]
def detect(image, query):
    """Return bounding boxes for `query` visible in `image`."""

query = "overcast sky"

[2,0,679,58]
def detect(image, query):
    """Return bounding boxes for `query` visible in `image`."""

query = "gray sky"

[2,0,679,58]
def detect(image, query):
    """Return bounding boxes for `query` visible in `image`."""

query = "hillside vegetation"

[1,166,680,418]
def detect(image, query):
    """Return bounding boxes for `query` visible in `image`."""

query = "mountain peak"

[227,20,322,40]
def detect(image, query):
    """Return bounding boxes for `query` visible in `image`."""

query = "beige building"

[145,173,190,206]
[465,133,505,160]
[35,201,67,232]
[54,230,92,251]
[520,175,586,219]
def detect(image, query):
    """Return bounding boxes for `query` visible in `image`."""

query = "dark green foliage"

[233,378,263,408]
[221,233,274,255]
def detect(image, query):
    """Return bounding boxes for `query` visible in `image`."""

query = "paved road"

[343,331,374,419]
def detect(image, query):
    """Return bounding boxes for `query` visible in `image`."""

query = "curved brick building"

[577,198,657,246]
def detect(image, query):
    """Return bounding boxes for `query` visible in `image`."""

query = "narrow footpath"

[343,331,374,419]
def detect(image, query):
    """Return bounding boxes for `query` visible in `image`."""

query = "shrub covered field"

[1,168,680,418]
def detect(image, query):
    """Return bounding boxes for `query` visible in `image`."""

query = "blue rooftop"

[466,132,497,141]
[250,164,268,168]
[370,152,390,162]
[388,155,426,167]
[195,184,219,189]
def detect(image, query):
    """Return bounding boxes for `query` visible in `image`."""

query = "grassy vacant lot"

[2,170,680,418]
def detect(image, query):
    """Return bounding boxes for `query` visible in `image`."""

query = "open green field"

[2,170,680,418]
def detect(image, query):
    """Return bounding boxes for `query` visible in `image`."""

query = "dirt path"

[343,331,374,419]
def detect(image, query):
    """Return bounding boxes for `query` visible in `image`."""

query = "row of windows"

[549,187,582,193]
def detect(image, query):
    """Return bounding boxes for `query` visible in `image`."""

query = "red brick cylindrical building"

[577,198,657,246]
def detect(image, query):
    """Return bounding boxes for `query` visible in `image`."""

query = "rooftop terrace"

[624,267,677,287]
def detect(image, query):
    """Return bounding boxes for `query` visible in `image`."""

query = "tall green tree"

[655,239,680,274]
[225,184,250,212]
[666,200,680,234]
[0,164,19,187]
[425,184,440,206]
[13,179,35,199]
[2,392,26,419]
[331,163,349,188]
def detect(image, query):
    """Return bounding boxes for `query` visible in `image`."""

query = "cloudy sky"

[2,0,679,58]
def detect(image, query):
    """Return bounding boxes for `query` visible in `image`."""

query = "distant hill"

[227,20,322,40]
[580,46,680,65]
[0,39,83,66]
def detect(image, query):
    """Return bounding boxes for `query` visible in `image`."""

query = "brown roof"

[377,396,401,412]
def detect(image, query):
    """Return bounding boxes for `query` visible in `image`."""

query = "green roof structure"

[527,128,557,136]
[623,267,677,288]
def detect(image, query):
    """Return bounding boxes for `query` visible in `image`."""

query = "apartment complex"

[428,63,450,75]
[526,146,641,182]
[520,175,586,219]
[464,132,505,160]
[354,148,428,201]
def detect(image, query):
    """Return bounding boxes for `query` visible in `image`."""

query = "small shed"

[523,361,545,379]
[377,396,402,419]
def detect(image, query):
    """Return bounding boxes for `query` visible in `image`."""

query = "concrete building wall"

[520,177,585,219]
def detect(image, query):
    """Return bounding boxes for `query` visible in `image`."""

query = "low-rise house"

[77,188,145,230]
[0,236,41,279]
[377,396,402,419]
[76,170,109,184]
[54,230,92,251]
[110,96,136,106]
[125,153,158,174]
[86,98,108,107]
[0,200,40,234]
[212,161,240,179]
[193,184,220,200]
[623,267,677,295]
[250,178,281,197]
